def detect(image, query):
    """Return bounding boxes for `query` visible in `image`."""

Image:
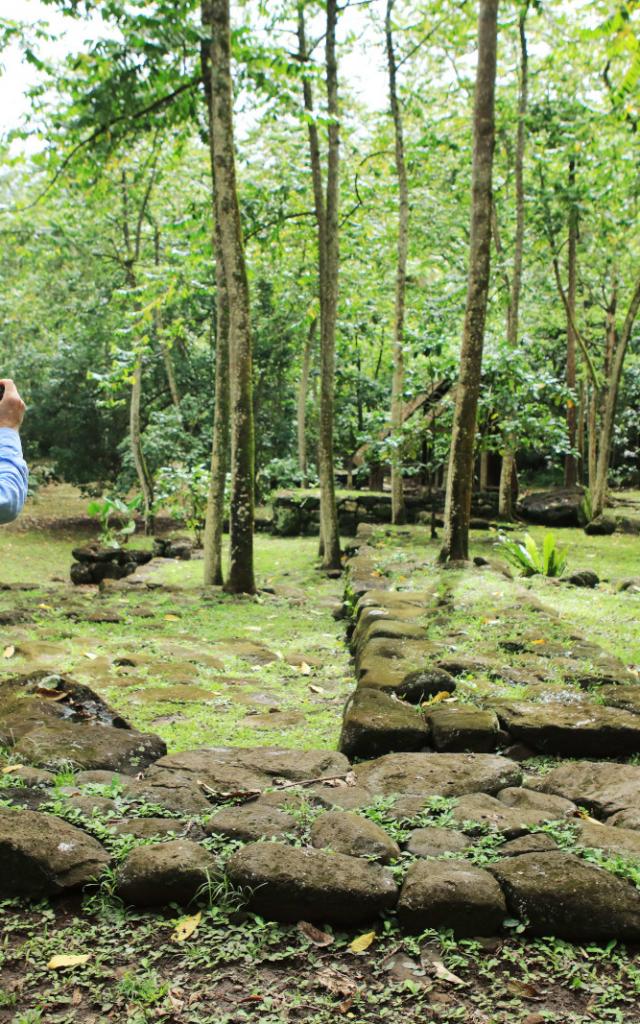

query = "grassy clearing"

[0,533,351,752]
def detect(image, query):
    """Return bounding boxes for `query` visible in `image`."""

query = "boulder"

[310,811,400,863]
[398,860,506,936]
[145,746,350,797]
[536,760,640,818]
[496,787,577,819]
[339,688,429,759]
[598,685,640,715]
[451,793,569,838]
[572,820,640,859]
[354,752,521,798]
[15,720,166,774]
[499,834,559,857]
[584,517,615,536]
[115,840,220,907]
[494,702,640,757]
[518,489,584,527]
[405,827,470,859]
[563,570,599,588]
[424,705,499,753]
[0,808,110,898]
[204,804,297,842]
[308,783,374,812]
[358,638,456,703]
[226,842,398,925]
[489,852,640,940]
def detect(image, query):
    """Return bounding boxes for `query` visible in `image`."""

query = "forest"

[2,2,640,1023]
[2,0,639,586]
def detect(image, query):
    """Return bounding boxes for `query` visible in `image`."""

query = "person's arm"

[0,380,28,524]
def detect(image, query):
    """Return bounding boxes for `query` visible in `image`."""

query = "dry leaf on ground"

[47,954,91,970]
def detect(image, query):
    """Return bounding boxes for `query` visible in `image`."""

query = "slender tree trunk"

[201,1,230,586]
[129,345,155,534]
[577,379,585,483]
[588,385,598,492]
[298,0,341,569]
[498,3,528,519]
[592,275,640,516]
[317,0,342,569]
[439,0,499,562]
[386,0,408,525]
[208,0,255,593]
[204,229,230,585]
[152,226,182,416]
[297,317,317,485]
[564,158,578,487]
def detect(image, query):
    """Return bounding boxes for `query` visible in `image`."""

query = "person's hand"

[0,380,26,430]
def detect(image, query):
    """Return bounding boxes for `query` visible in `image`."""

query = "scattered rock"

[226,842,398,925]
[424,705,499,753]
[310,811,400,863]
[584,517,615,536]
[490,852,640,940]
[205,804,297,842]
[405,827,470,859]
[398,860,506,936]
[518,489,584,528]
[116,840,220,907]
[339,688,429,759]
[0,807,110,898]
[563,570,599,588]
[15,720,166,774]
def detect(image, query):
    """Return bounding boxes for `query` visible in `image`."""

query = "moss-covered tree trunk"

[564,157,579,488]
[297,0,341,570]
[386,0,408,526]
[209,0,255,593]
[201,0,230,587]
[440,0,499,562]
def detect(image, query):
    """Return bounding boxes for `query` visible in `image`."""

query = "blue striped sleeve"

[0,428,28,524]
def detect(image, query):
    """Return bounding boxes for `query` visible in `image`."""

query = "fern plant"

[498,532,568,578]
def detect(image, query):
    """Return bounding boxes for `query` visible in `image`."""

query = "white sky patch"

[0,0,389,156]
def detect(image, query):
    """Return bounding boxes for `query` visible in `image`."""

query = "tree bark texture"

[386,0,408,526]
[440,0,499,562]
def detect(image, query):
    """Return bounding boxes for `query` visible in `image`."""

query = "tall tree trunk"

[439,0,499,562]
[386,0,408,526]
[564,157,578,487]
[208,0,255,593]
[129,347,155,534]
[152,226,182,416]
[297,0,341,570]
[592,275,640,517]
[201,0,230,587]
[317,0,341,570]
[297,317,317,485]
[498,3,528,520]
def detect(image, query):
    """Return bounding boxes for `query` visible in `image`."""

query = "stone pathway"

[2,527,640,942]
